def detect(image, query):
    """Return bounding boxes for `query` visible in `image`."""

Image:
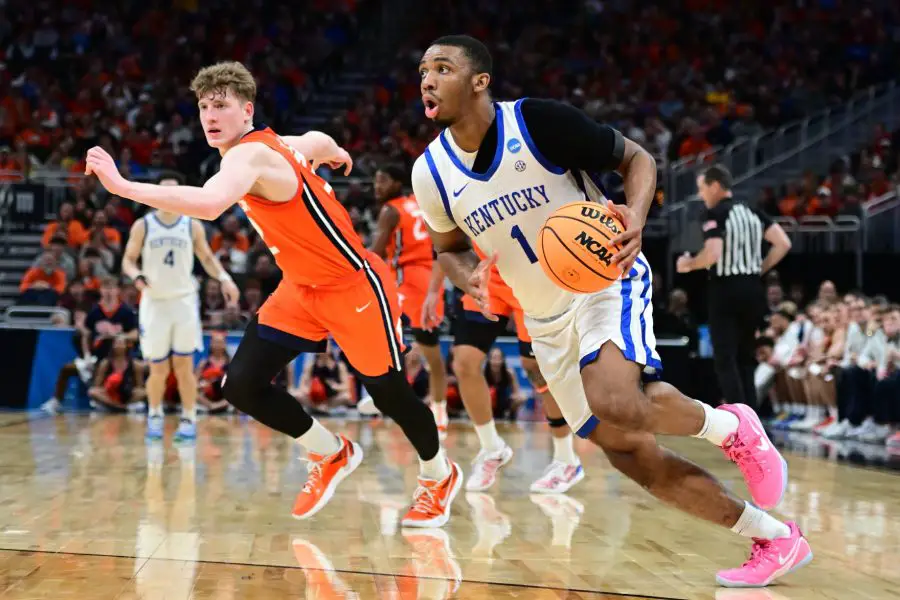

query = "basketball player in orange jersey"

[445,255,585,493]
[84,61,462,528]
[367,164,449,434]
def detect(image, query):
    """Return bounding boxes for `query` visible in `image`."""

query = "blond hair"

[190,61,257,103]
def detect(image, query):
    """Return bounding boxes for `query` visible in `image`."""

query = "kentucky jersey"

[413,100,606,319]
[141,213,196,300]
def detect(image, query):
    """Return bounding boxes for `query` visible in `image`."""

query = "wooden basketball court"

[0,412,897,599]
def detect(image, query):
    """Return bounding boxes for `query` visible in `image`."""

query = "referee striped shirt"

[701,198,772,278]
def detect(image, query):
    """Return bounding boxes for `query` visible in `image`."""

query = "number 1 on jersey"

[510,225,538,264]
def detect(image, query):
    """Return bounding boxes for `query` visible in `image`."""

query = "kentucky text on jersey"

[461,184,550,237]
[148,237,189,249]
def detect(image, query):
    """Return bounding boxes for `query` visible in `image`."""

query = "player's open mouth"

[423,97,439,119]
[208,128,221,135]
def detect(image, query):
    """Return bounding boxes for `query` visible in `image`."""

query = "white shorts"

[525,256,662,438]
[139,293,203,362]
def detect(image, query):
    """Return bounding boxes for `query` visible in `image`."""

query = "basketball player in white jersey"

[413,35,812,588]
[122,173,239,441]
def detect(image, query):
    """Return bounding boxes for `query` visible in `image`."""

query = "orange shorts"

[258,252,405,377]
[394,262,444,331]
[461,278,530,343]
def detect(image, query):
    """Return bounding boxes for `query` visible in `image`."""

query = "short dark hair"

[158,171,185,185]
[377,164,407,186]
[432,35,492,76]
[49,235,67,246]
[703,164,733,191]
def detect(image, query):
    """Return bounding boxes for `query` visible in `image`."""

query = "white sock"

[148,405,164,418]
[419,447,451,480]
[693,401,739,447]
[475,420,504,452]
[731,501,791,540]
[296,419,341,456]
[181,406,197,422]
[552,433,578,465]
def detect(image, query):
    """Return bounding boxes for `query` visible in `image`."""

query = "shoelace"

[725,437,765,483]
[742,538,773,568]
[301,458,325,495]
[410,484,437,514]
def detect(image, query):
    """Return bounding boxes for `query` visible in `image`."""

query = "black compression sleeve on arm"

[519,98,624,172]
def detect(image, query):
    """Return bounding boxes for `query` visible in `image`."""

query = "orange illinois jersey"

[384,194,434,271]
[236,127,366,286]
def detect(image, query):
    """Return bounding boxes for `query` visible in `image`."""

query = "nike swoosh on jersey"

[453,184,469,197]
[355,302,372,313]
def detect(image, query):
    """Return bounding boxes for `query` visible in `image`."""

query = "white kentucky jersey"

[413,99,608,318]
[142,213,197,300]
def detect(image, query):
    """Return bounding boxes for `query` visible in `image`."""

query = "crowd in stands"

[328,0,900,177]
[0,0,371,184]
[758,124,900,219]
[755,277,900,451]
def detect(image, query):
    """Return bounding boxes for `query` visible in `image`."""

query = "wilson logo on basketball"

[579,206,621,235]
[574,231,613,266]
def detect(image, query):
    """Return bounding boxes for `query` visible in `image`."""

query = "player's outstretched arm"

[121,219,146,286]
[85,144,262,220]
[191,220,240,306]
[282,132,352,174]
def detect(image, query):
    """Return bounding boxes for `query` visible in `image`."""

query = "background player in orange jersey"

[446,246,585,494]
[84,61,462,528]
[367,164,449,434]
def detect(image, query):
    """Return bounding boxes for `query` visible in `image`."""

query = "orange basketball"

[537,201,625,293]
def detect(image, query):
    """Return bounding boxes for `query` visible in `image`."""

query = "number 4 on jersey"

[163,249,175,266]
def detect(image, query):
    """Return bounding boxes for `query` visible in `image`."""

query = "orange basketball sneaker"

[292,435,363,520]
[401,461,463,528]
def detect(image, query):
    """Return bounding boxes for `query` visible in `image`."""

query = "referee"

[676,165,792,410]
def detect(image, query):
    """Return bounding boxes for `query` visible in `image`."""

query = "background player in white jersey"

[412,35,812,588]
[122,173,239,441]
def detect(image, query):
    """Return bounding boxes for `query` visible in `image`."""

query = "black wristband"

[134,275,148,286]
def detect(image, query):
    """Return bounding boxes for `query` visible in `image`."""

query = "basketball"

[537,201,625,293]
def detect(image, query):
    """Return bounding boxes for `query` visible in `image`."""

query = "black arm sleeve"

[519,98,625,173]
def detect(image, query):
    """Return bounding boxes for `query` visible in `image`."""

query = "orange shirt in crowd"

[778,194,803,217]
[93,226,122,247]
[20,267,66,294]
[210,231,250,252]
[42,220,89,248]
[678,136,713,159]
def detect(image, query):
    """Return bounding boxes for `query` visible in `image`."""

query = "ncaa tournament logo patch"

[507,138,522,154]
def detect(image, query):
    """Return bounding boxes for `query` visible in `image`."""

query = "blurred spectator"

[196,333,231,414]
[89,210,123,254]
[201,279,226,326]
[251,254,282,300]
[88,335,145,412]
[766,283,785,314]
[292,352,353,414]
[19,252,66,306]
[214,232,249,275]
[38,235,77,281]
[484,348,525,421]
[656,288,698,353]
[211,215,250,253]
[42,202,88,248]
[79,232,117,274]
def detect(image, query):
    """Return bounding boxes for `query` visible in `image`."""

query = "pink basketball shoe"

[719,404,788,510]
[716,521,812,587]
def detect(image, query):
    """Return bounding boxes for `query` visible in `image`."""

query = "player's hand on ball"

[676,252,693,273]
[311,146,353,175]
[421,291,442,331]
[608,203,644,275]
[468,252,499,322]
[221,279,241,307]
[85,146,129,196]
